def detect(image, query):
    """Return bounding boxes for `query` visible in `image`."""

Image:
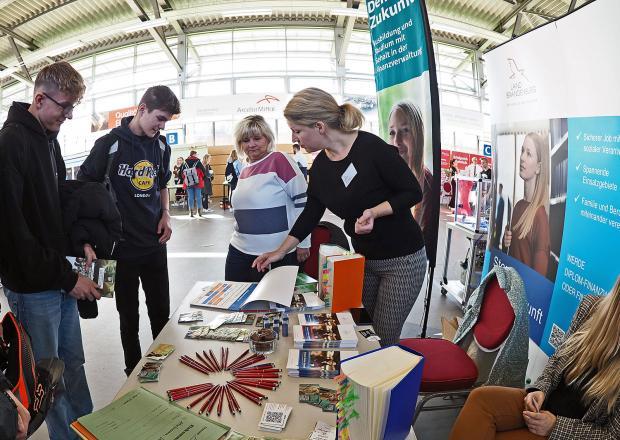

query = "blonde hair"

[284,87,364,132]
[228,149,238,161]
[389,101,425,186]
[233,115,276,160]
[558,277,620,413]
[34,61,86,101]
[513,132,549,240]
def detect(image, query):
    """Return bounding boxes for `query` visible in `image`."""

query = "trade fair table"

[114,281,388,439]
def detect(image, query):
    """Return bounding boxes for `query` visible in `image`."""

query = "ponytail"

[284,87,364,131]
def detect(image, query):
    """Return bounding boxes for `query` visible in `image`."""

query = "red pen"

[226,385,242,413]
[227,349,250,370]
[201,351,219,372]
[199,385,220,414]
[188,386,218,410]
[228,382,262,405]
[229,381,267,400]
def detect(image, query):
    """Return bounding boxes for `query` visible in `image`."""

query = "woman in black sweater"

[253,87,427,345]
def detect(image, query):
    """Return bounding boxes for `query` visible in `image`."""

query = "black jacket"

[0,102,78,293]
[78,116,171,258]
[59,180,122,259]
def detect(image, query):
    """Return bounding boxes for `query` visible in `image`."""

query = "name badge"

[341,163,357,188]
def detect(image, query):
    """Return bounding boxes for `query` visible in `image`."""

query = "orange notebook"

[318,244,364,313]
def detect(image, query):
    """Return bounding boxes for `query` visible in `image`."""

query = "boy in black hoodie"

[78,86,179,376]
[0,62,100,439]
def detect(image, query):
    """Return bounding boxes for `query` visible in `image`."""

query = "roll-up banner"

[366,0,441,267]
[484,0,620,379]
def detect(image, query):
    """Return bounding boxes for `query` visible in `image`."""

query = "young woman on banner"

[252,87,426,346]
[388,100,433,255]
[502,132,550,277]
[450,277,620,440]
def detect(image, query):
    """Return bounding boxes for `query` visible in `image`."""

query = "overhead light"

[330,8,366,18]
[220,9,272,18]
[431,23,476,38]
[123,17,168,33]
[44,41,85,57]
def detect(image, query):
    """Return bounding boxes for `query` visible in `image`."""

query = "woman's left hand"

[296,247,310,263]
[355,209,375,235]
[522,410,557,436]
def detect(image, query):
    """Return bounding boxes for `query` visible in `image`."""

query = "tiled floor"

[4,205,470,440]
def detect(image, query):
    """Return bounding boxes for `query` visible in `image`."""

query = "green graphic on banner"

[368,0,430,91]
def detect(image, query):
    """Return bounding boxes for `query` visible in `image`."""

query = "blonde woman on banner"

[388,100,434,254]
[502,132,550,276]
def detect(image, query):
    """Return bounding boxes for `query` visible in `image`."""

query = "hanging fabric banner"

[367,0,441,265]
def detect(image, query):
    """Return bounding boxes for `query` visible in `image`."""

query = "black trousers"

[225,244,298,282]
[114,246,170,375]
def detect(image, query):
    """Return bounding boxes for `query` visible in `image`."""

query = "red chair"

[303,221,350,279]
[400,275,516,426]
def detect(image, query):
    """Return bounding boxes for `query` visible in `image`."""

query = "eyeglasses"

[42,92,79,116]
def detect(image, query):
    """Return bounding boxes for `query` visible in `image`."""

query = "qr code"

[548,324,565,349]
[264,410,284,425]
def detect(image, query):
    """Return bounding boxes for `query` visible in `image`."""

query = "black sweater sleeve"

[77,134,115,183]
[374,142,423,212]
[0,129,78,292]
[289,187,326,243]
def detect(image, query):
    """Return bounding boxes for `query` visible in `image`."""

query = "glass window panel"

[285,28,332,40]
[95,58,133,76]
[214,120,233,145]
[346,57,374,75]
[234,40,286,53]
[136,50,168,66]
[286,40,332,52]
[346,42,371,56]
[289,77,338,94]
[185,121,213,145]
[235,78,285,94]
[94,92,135,113]
[287,56,335,73]
[136,42,159,54]
[190,31,232,45]
[233,56,286,74]
[344,79,376,96]
[234,28,285,41]
[195,43,232,56]
[350,31,370,44]
[199,58,233,76]
[134,65,177,84]
[96,46,134,63]
[194,80,232,97]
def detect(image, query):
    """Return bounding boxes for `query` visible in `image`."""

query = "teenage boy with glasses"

[0,61,100,439]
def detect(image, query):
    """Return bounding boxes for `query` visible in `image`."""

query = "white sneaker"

[204,209,214,213]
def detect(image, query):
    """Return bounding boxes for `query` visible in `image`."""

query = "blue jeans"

[5,289,93,440]
[187,186,202,211]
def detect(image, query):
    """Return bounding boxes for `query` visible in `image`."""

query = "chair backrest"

[303,221,350,279]
[472,277,515,351]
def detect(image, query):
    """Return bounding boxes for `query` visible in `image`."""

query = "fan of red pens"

[167,348,281,417]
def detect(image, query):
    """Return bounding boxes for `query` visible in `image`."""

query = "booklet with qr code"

[67,257,116,298]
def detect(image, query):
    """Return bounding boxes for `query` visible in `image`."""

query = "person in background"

[450,277,620,440]
[78,85,179,376]
[292,142,308,180]
[492,183,505,249]
[225,149,242,208]
[225,115,310,282]
[481,157,492,180]
[448,158,458,209]
[172,156,185,206]
[0,61,100,439]
[463,156,481,177]
[180,150,207,217]
[502,132,550,277]
[388,100,433,255]
[201,153,214,213]
[253,88,426,346]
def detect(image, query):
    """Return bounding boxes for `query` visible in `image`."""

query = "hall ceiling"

[0,0,594,86]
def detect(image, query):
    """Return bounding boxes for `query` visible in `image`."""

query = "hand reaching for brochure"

[355,209,375,235]
[503,227,512,248]
[253,250,286,272]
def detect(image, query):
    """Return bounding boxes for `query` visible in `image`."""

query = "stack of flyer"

[297,311,355,326]
[293,324,358,349]
[287,349,358,378]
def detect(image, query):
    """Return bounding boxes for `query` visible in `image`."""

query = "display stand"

[440,222,487,309]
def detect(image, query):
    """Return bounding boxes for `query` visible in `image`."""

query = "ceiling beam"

[522,9,556,22]
[123,0,182,73]
[7,36,31,80]
[0,25,38,51]
[495,0,538,33]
